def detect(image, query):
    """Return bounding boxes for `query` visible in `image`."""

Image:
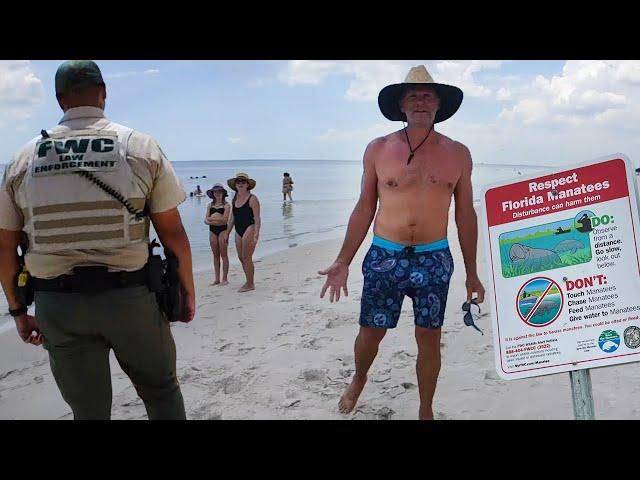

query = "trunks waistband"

[372,235,449,253]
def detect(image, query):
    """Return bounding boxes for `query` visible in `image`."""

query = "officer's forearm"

[0,230,22,309]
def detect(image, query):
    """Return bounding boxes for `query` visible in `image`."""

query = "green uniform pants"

[35,285,186,420]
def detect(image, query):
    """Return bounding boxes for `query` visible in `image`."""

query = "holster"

[148,240,182,322]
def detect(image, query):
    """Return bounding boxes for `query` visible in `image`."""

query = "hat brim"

[227,178,257,191]
[378,83,463,123]
[207,188,228,199]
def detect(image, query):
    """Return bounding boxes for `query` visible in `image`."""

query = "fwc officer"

[0,60,195,420]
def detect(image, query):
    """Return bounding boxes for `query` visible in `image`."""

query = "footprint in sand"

[390,350,416,367]
[387,385,407,398]
[299,368,327,383]
[0,370,17,381]
[218,375,244,395]
[353,406,395,420]
[336,355,354,367]
[306,337,334,350]
[325,314,353,329]
[190,404,223,420]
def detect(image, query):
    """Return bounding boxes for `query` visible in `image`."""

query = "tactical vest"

[21,127,149,254]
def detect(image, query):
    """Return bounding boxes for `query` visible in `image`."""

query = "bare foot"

[210,280,220,286]
[338,376,367,414]
[419,404,434,420]
[221,280,229,285]
[238,284,255,292]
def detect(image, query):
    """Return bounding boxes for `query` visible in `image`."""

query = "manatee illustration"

[529,299,558,317]
[509,243,561,268]
[601,340,618,352]
[552,239,584,254]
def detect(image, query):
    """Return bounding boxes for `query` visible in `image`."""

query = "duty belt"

[32,265,148,294]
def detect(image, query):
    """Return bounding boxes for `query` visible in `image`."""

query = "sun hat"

[227,172,256,191]
[206,183,228,199]
[378,65,463,123]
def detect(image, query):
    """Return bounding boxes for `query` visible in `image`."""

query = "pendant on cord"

[404,124,434,165]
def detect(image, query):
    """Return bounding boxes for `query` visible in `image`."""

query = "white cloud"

[496,87,512,101]
[433,60,504,97]
[0,60,44,126]
[228,137,241,144]
[499,61,637,127]
[144,69,159,75]
[286,60,640,166]
[104,71,137,79]
[278,60,505,102]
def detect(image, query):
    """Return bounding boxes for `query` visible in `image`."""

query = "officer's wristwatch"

[8,306,28,317]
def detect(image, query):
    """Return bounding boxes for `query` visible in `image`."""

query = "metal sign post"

[569,369,595,420]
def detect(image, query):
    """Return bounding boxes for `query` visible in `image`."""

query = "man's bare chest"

[376,152,460,193]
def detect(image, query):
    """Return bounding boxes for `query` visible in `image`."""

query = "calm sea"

[0,159,548,331]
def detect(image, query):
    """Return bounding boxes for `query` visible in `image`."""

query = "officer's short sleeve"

[0,165,24,230]
[145,139,186,214]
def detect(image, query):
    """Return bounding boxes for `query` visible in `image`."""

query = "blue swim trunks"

[359,235,454,329]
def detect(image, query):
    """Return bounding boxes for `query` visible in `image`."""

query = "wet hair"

[283,172,290,177]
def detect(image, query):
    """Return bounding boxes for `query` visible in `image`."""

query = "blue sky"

[2,60,640,167]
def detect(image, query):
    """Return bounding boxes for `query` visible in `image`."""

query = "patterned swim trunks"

[359,235,454,329]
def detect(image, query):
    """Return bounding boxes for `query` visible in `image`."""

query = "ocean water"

[0,159,549,331]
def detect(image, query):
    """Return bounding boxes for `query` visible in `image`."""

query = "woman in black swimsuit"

[226,172,261,292]
[204,184,230,285]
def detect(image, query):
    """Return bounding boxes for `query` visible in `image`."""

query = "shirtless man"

[319,65,485,420]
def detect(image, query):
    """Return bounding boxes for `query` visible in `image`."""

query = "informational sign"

[481,154,640,380]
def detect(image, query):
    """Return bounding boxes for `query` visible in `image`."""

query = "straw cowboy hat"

[378,65,463,123]
[206,183,228,199]
[227,172,256,191]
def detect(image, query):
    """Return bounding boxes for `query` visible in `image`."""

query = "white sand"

[2,210,640,420]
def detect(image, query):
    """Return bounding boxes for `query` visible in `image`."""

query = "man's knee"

[415,326,441,348]
[358,326,387,344]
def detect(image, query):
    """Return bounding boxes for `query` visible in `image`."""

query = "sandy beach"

[2,209,640,420]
